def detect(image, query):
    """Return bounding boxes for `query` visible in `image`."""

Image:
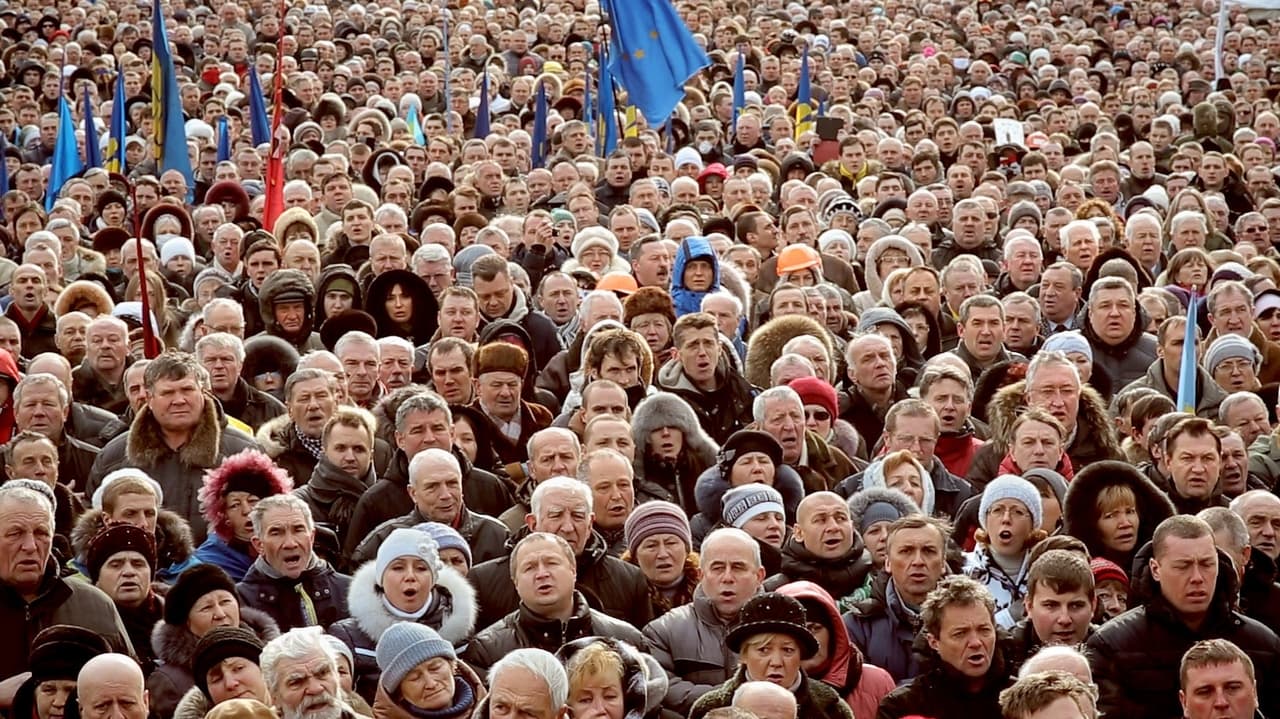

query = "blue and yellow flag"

[151,0,193,196]
[473,70,490,139]
[105,68,126,174]
[794,45,814,141]
[601,0,708,126]
[597,44,618,157]
[216,115,231,162]
[732,53,745,134]
[1176,293,1200,413]
[46,94,83,211]
[407,103,426,145]
[247,66,271,146]
[83,90,101,169]
[531,80,548,168]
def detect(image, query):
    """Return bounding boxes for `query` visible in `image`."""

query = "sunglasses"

[805,409,831,422]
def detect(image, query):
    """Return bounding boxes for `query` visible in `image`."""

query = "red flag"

[261,0,288,231]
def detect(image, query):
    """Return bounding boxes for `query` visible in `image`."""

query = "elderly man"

[644,527,765,715]
[500,427,582,529]
[1219,393,1271,448]
[0,484,133,680]
[335,332,384,409]
[87,351,259,540]
[1087,516,1280,719]
[754,386,855,493]
[481,649,570,719]
[12,374,99,491]
[196,333,286,431]
[84,523,163,672]
[28,352,128,448]
[236,495,351,631]
[261,368,385,486]
[577,448,636,555]
[469,476,651,630]
[470,341,553,465]
[54,311,90,367]
[656,312,753,444]
[351,447,509,565]
[1081,277,1157,389]
[376,337,414,391]
[260,627,361,719]
[464,531,645,671]
[839,334,910,454]
[734,682,798,719]
[1207,281,1280,385]
[5,264,56,359]
[347,392,509,550]
[73,316,133,415]
[77,654,149,719]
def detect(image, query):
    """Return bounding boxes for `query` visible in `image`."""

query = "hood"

[152,604,280,667]
[315,264,363,326]
[55,279,115,317]
[345,560,478,645]
[744,315,834,389]
[671,236,720,297]
[272,207,319,245]
[258,268,317,338]
[631,392,720,476]
[692,463,805,524]
[1062,459,1176,567]
[858,307,924,368]
[0,347,20,386]
[556,637,668,719]
[364,269,439,344]
[860,457,935,515]
[847,486,921,529]
[477,319,545,403]
[1083,246,1154,296]
[776,581,858,691]
[199,449,295,540]
[985,379,1123,460]
[863,237,924,299]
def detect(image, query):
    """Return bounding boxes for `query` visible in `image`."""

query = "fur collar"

[128,397,223,468]
[256,414,293,458]
[346,561,477,646]
[173,687,210,719]
[71,508,195,564]
[985,379,1122,459]
[151,605,281,666]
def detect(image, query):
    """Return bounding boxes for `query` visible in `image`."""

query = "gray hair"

[195,332,246,364]
[576,448,634,484]
[701,290,742,316]
[1060,219,1100,252]
[260,627,337,695]
[376,336,414,356]
[1002,291,1041,325]
[395,391,451,431]
[701,527,763,569]
[1198,506,1250,552]
[752,385,803,424]
[1002,233,1042,261]
[1025,349,1081,389]
[408,446,461,481]
[334,331,380,359]
[1170,209,1208,235]
[526,427,580,463]
[782,335,830,366]
[55,311,90,333]
[769,353,815,386]
[489,649,569,712]
[250,494,315,537]
[580,290,624,323]
[202,297,245,324]
[13,373,69,409]
[413,243,451,265]
[1219,392,1267,424]
[0,483,53,519]
[530,476,593,515]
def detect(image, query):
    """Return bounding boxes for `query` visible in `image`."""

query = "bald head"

[1019,645,1093,683]
[795,491,854,558]
[732,681,797,719]
[27,353,72,390]
[78,654,148,719]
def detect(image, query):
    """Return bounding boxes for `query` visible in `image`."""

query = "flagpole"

[261,0,289,232]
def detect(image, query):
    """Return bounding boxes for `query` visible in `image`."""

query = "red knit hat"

[1090,556,1129,590]
[789,376,838,419]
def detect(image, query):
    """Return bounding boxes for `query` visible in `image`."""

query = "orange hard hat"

[596,271,639,296]
[776,244,821,275]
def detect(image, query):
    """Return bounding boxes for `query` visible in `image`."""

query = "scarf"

[398,677,476,719]
[295,424,324,460]
[382,588,438,621]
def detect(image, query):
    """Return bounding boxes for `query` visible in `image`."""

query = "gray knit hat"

[1041,330,1092,361]
[414,522,473,568]
[1204,333,1260,373]
[979,474,1044,531]
[452,244,495,287]
[721,483,785,528]
[375,623,455,693]
[375,528,442,586]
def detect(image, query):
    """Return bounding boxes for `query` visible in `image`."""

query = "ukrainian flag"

[601,0,708,125]
[732,53,745,133]
[1176,294,1200,413]
[151,0,193,198]
[46,95,83,211]
[794,45,814,141]
[105,68,126,174]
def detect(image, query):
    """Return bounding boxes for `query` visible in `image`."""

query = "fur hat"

[200,450,294,540]
[623,286,676,327]
[91,227,130,254]
[319,310,378,352]
[165,564,238,625]
[571,227,620,259]
[54,279,115,317]
[242,335,301,383]
[473,342,528,377]
[847,487,920,534]
[85,523,156,581]
[726,592,819,657]
[192,626,264,700]
[27,625,111,684]
[204,699,276,719]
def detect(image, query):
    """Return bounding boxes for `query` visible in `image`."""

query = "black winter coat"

[877,639,1012,719]
[350,507,509,568]
[219,378,286,432]
[763,535,874,599]
[463,592,645,672]
[236,557,352,632]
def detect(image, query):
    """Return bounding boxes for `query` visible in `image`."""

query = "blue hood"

[671,235,720,317]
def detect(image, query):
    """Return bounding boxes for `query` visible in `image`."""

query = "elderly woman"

[689,430,804,546]
[373,623,486,719]
[564,227,631,277]
[13,627,111,719]
[556,637,668,719]
[689,593,855,719]
[622,501,701,618]
[149,564,281,718]
[329,528,478,703]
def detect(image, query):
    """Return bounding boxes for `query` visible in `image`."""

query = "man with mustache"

[261,627,352,719]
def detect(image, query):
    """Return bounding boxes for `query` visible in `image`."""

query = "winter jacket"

[68,401,128,448]
[468,526,653,630]
[72,359,132,415]
[479,288,563,373]
[236,555,352,632]
[793,431,859,494]
[876,637,1012,719]
[1240,550,1280,636]
[70,508,199,584]
[463,592,646,672]
[258,268,326,353]
[843,574,925,683]
[5,302,56,359]
[365,270,440,345]
[655,354,753,446]
[1005,617,1097,678]
[147,605,279,718]
[688,463,804,545]
[670,236,721,317]
[837,383,911,460]
[556,636,668,719]
[929,237,1002,272]
[690,665,854,719]
[1086,541,1280,719]
[1116,360,1227,420]
[86,398,260,542]
[764,536,874,599]
[641,586,740,715]
[194,533,253,581]
[936,422,984,478]
[777,582,895,719]
[0,560,134,680]
[632,393,721,514]
[372,663,486,719]
[967,380,1122,491]
[256,416,394,488]
[350,507,509,569]
[328,561,478,703]
[962,546,1031,628]
[218,378,287,432]
[294,457,376,550]
[1062,460,1176,571]
[1079,305,1159,393]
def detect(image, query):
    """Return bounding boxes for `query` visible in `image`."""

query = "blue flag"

[582,66,594,149]
[732,52,745,134]
[106,68,126,174]
[217,115,231,162]
[597,44,618,156]
[151,0,194,197]
[83,91,101,169]
[0,133,10,213]
[1176,293,1200,413]
[46,95,83,211]
[247,66,271,146]
[601,0,708,126]
[406,102,426,145]
[474,70,490,139]
[531,80,548,168]
[794,45,813,140]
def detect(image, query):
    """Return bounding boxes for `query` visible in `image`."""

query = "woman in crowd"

[962,475,1046,628]
[1063,460,1176,572]
[373,623,486,719]
[622,501,701,618]
[557,637,668,719]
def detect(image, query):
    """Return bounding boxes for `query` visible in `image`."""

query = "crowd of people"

[3,1,1280,719]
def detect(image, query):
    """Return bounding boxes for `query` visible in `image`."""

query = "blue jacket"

[844,574,923,683]
[194,533,253,582]
[670,236,720,317]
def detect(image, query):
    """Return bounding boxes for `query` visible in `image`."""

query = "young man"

[1010,550,1096,673]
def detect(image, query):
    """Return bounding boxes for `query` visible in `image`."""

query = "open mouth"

[997,529,1013,542]
[823,535,844,550]
[281,552,304,569]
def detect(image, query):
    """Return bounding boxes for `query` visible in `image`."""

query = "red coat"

[936,432,983,478]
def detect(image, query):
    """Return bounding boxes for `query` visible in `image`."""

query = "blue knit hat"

[1041,330,1092,361]
[413,522,473,568]
[979,474,1044,531]
[375,623,455,693]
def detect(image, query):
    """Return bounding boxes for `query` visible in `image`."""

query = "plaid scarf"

[295,424,324,460]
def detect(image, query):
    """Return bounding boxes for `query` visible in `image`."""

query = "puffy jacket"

[219,377,287,432]
[350,507,509,568]
[236,556,352,632]
[1078,304,1159,393]
[690,665,854,719]
[764,535,874,600]
[641,586,740,715]
[463,592,646,672]
[843,574,924,683]
[1086,541,1280,719]
[468,526,653,630]
[147,605,279,718]
[327,561,477,704]
[1116,360,1227,420]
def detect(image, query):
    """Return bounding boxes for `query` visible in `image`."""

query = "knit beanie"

[859,501,907,534]
[1204,334,1260,373]
[1090,556,1129,590]
[192,626,265,700]
[160,237,196,265]
[550,208,576,227]
[472,341,529,378]
[27,625,112,684]
[165,564,239,625]
[453,244,496,287]
[324,635,355,671]
[376,623,456,693]
[624,501,692,558]
[1008,200,1043,229]
[722,483,786,528]
[571,227,620,259]
[86,523,157,582]
[375,528,442,587]
[1041,330,1092,361]
[413,522,473,568]
[789,377,838,419]
[978,474,1044,531]
[717,430,783,480]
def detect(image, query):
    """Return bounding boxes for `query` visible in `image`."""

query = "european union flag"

[217,115,231,162]
[46,94,83,212]
[601,0,708,126]
[105,68,126,174]
[83,90,102,169]
[151,0,193,197]
[732,53,745,134]
[1176,294,1200,413]
[247,66,271,147]
[531,80,548,168]
[597,45,619,156]
[794,44,814,141]
[473,70,491,139]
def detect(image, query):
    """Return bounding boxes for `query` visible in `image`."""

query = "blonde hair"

[881,450,927,483]
[102,477,159,514]
[739,633,797,654]
[1096,484,1137,515]
[565,641,624,695]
